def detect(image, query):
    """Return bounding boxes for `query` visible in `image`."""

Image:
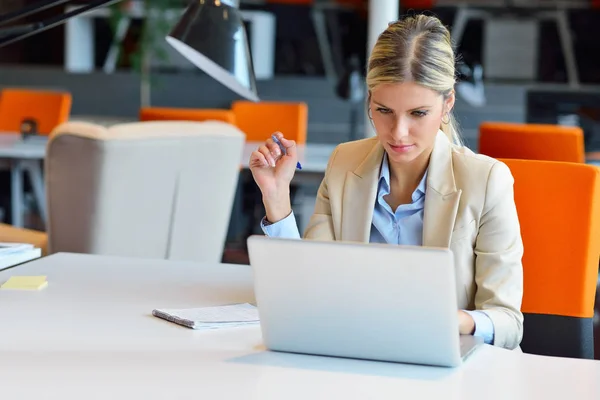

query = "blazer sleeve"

[302,146,340,240]
[474,161,524,350]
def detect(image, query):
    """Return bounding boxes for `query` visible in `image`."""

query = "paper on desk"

[0,242,34,255]
[0,275,47,290]
[152,303,259,330]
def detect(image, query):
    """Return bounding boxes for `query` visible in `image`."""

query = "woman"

[249,15,523,350]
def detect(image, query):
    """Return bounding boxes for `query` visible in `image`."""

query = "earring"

[442,113,450,124]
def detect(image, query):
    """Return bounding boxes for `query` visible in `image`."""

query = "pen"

[271,134,302,170]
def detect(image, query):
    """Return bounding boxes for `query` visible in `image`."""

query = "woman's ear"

[444,90,456,115]
[366,91,372,116]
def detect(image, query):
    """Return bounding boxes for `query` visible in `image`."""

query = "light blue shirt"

[370,153,426,245]
[261,154,495,344]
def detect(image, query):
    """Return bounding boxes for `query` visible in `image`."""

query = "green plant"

[108,0,181,74]
[109,0,183,105]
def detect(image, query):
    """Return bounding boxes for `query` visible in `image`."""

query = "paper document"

[0,247,41,271]
[0,242,34,255]
[152,303,259,330]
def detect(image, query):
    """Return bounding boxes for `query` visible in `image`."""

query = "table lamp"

[0,0,259,102]
[167,0,258,102]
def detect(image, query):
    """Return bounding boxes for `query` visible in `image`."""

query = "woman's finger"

[278,136,297,158]
[266,141,282,158]
[258,145,276,167]
[250,151,268,168]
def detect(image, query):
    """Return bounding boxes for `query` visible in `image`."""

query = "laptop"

[246,236,483,368]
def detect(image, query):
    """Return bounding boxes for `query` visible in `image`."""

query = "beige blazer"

[303,131,524,350]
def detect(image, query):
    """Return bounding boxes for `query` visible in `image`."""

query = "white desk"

[0,134,47,159]
[441,0,586,87]
[0,253,599,399]
[0,136,335,171]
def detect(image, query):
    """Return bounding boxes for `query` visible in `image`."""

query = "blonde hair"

[366,14,462,146]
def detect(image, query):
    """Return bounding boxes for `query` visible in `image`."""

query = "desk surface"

[0,134,47,159]
[0,253,599,399]
[0,133,334,173]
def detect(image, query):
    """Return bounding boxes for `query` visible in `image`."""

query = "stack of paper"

[0,275,48,290]
[152,303,259,330]
[0,242,33,254]
[0,242,42,271]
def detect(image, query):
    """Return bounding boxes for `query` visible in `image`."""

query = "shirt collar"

[379,152,428,201]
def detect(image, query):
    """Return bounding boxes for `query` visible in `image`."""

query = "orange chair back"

[501,158,600,357]
[0,89,72,135]
[479,122,584,163]
[231,101,308,144]
[139,107,236,125]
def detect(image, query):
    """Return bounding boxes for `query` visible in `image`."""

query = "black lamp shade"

[166,0,259,102]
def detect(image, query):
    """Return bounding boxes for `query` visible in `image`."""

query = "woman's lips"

[389,143,415,153]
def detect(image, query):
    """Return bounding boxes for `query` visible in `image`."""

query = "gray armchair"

[46,120,245,263]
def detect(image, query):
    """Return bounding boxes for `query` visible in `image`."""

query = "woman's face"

[369,81,454,165]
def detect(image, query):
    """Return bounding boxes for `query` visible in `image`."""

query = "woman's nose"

[391,118,410,140]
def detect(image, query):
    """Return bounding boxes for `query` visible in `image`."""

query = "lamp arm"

[0,23,43,39]
[0,0,72,27]
[0,0,123,48]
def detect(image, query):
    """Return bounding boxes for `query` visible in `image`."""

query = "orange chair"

[231,101,308,144]
[501,158,600,358]
[479,122,585,163]
[0,224,47,254]
[139,107,236,125]
[0,89,72,135]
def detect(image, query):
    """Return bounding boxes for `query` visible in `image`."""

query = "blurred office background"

[1,0,599,244]
[2,0,599,147]
[0,1,599,354]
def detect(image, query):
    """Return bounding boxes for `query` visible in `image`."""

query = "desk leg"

[240,11,276,80]
[24,160,46,227]
[451,7,489,49]
[311,7,337,83]
[556,9,580,88]
[10,160,24,228]
[450,6,469,48]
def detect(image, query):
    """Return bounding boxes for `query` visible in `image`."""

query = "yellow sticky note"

[0,275,48,290]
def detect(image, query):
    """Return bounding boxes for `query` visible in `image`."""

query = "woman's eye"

[376,107,392,114]
[412,110,428,117]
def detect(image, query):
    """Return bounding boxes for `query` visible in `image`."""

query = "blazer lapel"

[422,131,462,248]
[341,140,384,242]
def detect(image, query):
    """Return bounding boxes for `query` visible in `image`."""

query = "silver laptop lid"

[247,236,464,367]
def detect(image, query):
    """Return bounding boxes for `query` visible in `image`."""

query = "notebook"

[152,303,259,330]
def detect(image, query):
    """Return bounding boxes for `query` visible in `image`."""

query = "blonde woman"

[249,15,523,350]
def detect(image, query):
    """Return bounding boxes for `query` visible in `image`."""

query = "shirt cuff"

[464,310,495,345]
[260,211,301,239]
